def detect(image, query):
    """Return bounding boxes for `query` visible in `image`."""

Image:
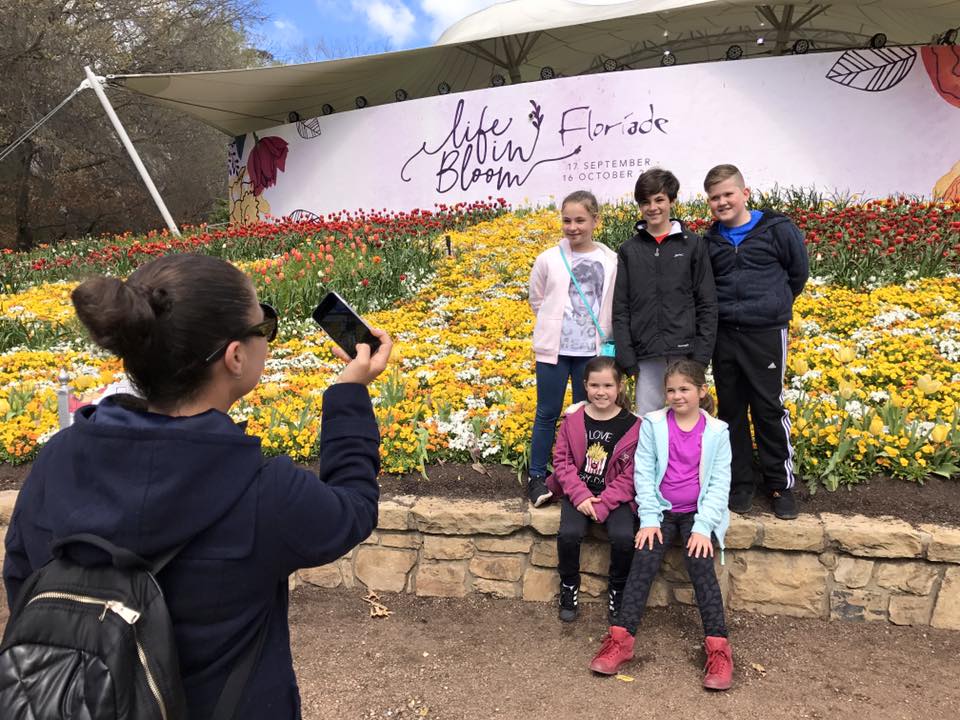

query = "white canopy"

[111,1,959,135]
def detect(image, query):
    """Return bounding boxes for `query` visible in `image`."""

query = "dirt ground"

[290,585,959,720]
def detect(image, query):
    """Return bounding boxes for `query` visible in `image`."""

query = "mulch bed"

[4,461,958,527]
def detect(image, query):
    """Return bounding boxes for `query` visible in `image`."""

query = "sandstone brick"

[833,557,875,588]
[888,594,934,626]
[874,562,939,595]
[728,551,828,618]
[819,552,838,570]
[361,531,380,545]
[673,585,695,605]
[529,504,561,535]
[931,566,960,630]
[411,498,525,535]
[522,566,558,602]
[580,573,606,599]
[354,546,416,592]
[379,531,422,549]
[474,532,533,554]
[377,500,412,530]
[473,578,519,599]
[415,561,468,598]
[822,513,923,558]
[580,542,611,576]
[660,547,689,583]
[920,523,960,564]
[469,554,524,582]
[725,515,758,549]
[338,558,356,589]
[0,489,17,525]
[422,536,474,560]
[760,514,824,552]
[647,578,672,608]
[530,540,558,567]
[299,563,342,589]
[830,588,888,622]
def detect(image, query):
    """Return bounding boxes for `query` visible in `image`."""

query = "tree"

[0,0,266,249]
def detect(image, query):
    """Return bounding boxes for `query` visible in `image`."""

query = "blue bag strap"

[559,248,607,341]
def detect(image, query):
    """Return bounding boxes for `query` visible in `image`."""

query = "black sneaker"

[607,587,624,625]
[728,485,754,514]
[771,489,799,520]
[527,476,553,508]
[559,583,579,622]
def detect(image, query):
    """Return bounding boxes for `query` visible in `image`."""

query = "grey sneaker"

[526,476,553,508]
[559,583,579,622]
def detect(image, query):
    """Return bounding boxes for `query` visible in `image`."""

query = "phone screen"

[312,291,381,358]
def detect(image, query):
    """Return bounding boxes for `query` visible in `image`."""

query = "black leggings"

[618,511,727,638]
[557,498,635,590]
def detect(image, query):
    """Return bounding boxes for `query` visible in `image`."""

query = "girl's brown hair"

[561,190,600,218]
[583,356,631,411]
[664,358,715,415]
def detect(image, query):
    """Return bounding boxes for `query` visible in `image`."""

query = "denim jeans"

[528,355,591,478]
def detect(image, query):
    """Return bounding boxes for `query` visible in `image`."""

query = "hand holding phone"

[313,291,391,385]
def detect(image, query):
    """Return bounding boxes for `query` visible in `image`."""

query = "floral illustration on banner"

[921,45,960,108]
[247,135,289,196]
[228,167,272,225]
[825,47,916,92]
[934,159,960,201]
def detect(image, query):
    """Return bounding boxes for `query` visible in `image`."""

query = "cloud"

[352,1,417,47]
[271,18,305,46]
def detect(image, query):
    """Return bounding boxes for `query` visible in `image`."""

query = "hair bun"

[147,286,173,316]
[71,276,155,357]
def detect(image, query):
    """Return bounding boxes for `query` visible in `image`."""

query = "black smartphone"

[312,291,381,358]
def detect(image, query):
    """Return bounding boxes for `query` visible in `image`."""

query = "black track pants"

[712,325,796,494]
[557,499,635,590]
[617,512,727,638]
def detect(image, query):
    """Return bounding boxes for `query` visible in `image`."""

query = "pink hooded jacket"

[546,402,640,523]
[529,238,618,363]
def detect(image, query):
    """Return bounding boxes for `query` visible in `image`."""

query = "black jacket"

[612,219,718,370]
[3,384,380,720]
[704,211,809,330]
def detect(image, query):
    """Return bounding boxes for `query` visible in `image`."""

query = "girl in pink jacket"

[545,356,639,624]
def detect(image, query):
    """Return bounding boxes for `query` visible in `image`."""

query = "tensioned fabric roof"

[110,1,959,136]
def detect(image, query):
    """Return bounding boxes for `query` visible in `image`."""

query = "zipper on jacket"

[28,591,168,720]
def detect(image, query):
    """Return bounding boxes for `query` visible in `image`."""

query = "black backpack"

[0,534,267,720]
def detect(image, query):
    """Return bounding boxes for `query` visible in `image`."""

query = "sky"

[254,1,621,61]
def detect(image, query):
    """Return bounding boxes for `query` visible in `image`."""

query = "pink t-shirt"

[661,410,705,513]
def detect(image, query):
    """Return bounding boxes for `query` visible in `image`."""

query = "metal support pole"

[82,65,181,236]
[57,368,73,429]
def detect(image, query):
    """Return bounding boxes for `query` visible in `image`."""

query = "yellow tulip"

[868,415,885,436]
[792,358,810,376]
[931,424,950,444]
[917,374,942,396]
[838,380,856,400]
[837,347,856,363]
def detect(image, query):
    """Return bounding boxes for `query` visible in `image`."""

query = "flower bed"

[1,201,959,492]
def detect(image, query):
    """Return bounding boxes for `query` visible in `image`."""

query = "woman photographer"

[3,253,391,718]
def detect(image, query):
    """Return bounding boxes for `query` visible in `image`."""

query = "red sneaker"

[703,636,733,690]
[589,626,635,675]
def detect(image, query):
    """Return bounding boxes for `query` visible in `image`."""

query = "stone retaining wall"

[2,490,958,628]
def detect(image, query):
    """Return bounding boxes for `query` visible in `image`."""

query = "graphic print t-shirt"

[579,408,636,495]
[560,248,605,356]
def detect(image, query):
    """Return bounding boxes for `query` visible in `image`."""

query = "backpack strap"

[211,604,272,720]
[559,248,607,341]
[51,533,149,569]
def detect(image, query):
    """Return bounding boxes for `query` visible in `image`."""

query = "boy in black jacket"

[703,164,809,520]
[613,168,717,415]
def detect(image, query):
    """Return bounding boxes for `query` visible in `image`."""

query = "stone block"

[530,540,558,567]
[529,504,561,535]
[580,573,606,599]
[660,547,690,583]
[377,500,412,530]
[411,498,524,535]
[379,531,422,549]
[673,585,695,606]
[522,566,558,602]
[874,562,939,595]
[920,524,960,564]
[299,563,342,589]
[469,554,524,582]
[474,532,533,554]
[339,558,356,589]
[0,490,17,525]
[818,552,838,570]
[833,557,875,588]
[473,578,519,599]
[415,561,468,598]
[361,531,380,545]
[647,578,672,608]
[830,588,888,622]
[354,546,417,592]
[422,536,474,560]
[759,514,825,552]
[888,594,934,626]
[931,566,960,630]
[728,551,828,618]
[725,515,758,549]
[822,513,924,558]
[580,542,611,576]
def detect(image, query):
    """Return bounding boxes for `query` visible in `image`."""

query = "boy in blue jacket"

[702,164,809,519]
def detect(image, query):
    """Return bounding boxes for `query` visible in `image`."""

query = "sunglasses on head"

[203,303,279,364]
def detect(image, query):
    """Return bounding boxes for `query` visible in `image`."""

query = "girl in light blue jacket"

[588,359,734,691]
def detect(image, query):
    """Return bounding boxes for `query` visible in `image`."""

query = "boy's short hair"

[634,168,680,204]
[703,164,746,193]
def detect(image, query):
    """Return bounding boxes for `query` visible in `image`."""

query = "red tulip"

[247,136,289,196]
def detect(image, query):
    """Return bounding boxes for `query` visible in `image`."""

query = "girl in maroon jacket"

[546,356,640,624]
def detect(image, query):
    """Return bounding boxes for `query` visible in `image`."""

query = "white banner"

[227,46,960,222]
